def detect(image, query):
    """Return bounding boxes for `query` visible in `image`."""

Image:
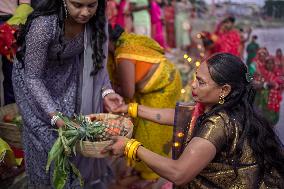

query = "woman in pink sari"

[150,0,166,48]
[106,0,118,29]
[116,0,133,32]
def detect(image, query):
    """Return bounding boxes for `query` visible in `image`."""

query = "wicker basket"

[76,113,133,158]
[0,103,22,149]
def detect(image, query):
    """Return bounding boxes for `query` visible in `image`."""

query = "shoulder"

[202,111,229,128]
[194,111,232,152]
[29,15,58,35]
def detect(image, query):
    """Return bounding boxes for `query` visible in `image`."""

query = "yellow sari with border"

[108,32,182,180]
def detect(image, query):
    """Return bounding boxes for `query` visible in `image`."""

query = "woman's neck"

[65,17,84,28]
[64,17,85,39]
[204,105,213,113]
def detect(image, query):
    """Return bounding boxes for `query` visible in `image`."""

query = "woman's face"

[259,51,267,62]
[191,62,226,107]
[66,0,98,24]
[276,49,282,57]
[265,59,275,71]
[223,21,233,31]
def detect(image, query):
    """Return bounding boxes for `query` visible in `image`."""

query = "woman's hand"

[104,93,124,112]
[55,119,65,128]
[112,104,128,114]
[102,136,129,157]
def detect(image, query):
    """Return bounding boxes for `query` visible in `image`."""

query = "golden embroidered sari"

[108,32,182,180]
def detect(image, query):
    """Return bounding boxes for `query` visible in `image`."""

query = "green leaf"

[53,156,68,189]
[70,162,84,187]
[72,145,76,156]
[46,138,63,172]
[80,139,83,151]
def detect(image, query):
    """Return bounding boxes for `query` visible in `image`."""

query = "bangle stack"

[124,139,142,166]
[128,103,138,118]
[102,89,115,98]
[51,113,62,126]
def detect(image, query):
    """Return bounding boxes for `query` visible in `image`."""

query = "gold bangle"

[128,141,142,161]
[124,139,142,166]
[128,103,138,118]
[133,143,142,162]
[127,141,138,159]
[124,139,136,156]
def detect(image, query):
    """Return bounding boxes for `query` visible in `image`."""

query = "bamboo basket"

[0,103,22,149]
[76,113,133,158]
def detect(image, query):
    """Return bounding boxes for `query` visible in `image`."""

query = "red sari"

[254,53,283,112]
[212,29,241,57]
[275,55,284,75]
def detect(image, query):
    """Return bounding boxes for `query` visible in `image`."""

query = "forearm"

[25,78,60,119]
[138,105,175,125]
[136,147,188,185]
[135,138,216,185]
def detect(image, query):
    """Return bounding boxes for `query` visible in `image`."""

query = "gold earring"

[218,94,225,104]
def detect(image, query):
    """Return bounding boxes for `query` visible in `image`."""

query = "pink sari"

[106,0,118,28]
[150,2,166,48]
[116,0,132,32]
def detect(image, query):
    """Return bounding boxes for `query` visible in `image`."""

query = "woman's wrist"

[128,103,138,118]
[124,139,143,166]
[102,88,115,99]
[50,112,64,128]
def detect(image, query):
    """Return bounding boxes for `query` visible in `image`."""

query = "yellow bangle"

[132,142,142,162]
[128,103,138,118]
[128,141,140,159]
[124,139,136,156]
[124,139,142,166]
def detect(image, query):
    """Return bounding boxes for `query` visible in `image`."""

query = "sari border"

[140,61,164,92]
[116,53,162,64]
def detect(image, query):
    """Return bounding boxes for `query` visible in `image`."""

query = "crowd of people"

[106,0,193,51]
[0,0,284,189]
[199,16,284,127]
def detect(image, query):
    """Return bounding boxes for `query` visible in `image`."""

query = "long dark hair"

[196,53,284,178]
[16,0,107,75]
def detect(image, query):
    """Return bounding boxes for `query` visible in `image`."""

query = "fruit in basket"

[11,115,22,126]
[46,113,133,189]
[3,113,14,123]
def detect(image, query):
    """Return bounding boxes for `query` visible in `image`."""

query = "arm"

[137,137,216,185]
[107,114,227,185]
[112,104,175,125]
[96,27,124,113]
[23,16,60,120]
[117,59,135,99]
[138,105,175,125]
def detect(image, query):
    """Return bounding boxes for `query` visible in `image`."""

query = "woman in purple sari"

[12,0,123,188]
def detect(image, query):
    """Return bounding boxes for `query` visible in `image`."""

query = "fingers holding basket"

[102,136,129,157]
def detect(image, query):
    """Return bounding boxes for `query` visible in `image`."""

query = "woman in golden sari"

[105,53,284,188]
[107,26,182,183]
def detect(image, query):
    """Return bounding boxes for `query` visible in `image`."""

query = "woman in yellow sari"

[108,25,182,183]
